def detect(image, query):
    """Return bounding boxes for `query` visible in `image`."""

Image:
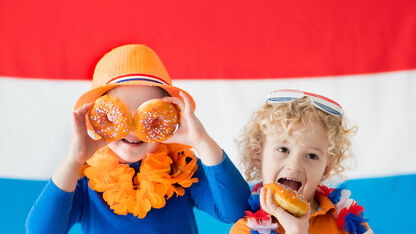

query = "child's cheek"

[261,161,279,184]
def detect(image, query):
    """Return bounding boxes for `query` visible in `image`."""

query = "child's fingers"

[264,187,282,214]
[261,187,295,221]
[179,91,193,114]
[74,103,92,117]
[261,187,310,233]
[265,190,310,232]
[73,103,92,125]
[72,103,92,135]
[162,96,185,112]
[259,188,270,214]
[266,192,288,219]
[300,206,311,221]
[259,187,265,203]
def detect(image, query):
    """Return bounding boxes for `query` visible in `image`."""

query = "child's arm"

[26,104,108,233]
[53,103,108,192]
[26,177,89,234]
[189,153,251,223]
[163,92,223,166]
[163,92,251,222]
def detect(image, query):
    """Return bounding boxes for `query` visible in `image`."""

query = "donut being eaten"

[264,182,310,217]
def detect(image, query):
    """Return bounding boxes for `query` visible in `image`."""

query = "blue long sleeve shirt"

[26,152,250,234]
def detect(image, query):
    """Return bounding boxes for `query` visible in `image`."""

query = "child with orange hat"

[26,44,250,233]
[229,90,373,234]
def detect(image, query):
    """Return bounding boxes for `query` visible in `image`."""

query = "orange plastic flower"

[83,143,199,219]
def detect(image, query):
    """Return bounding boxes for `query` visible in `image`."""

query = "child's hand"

[162,91,207,146]
[162,91,223,165]
[53,103,109,192]
[67,103,109,165]
[260,187,310,234]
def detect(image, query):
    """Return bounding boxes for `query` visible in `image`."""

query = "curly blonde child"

[238,96,357,182]
[230,90,373,234]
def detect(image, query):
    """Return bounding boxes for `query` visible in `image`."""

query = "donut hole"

[107,113,117,123]
[150,118,162,129]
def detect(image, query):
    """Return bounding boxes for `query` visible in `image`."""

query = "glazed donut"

[133,99,179,143]
[88,95,133,142]
[264,182,310,217]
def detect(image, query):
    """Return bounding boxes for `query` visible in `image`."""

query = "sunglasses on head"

[266,89,343,116]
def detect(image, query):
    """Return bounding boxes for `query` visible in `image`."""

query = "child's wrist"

[192,135,223,166]
[65,151,87,169]
[191,133,210,150]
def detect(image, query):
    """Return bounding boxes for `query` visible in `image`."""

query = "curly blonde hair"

[237,96,357,182]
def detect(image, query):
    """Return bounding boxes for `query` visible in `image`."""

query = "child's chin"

[117,152,146,163]
[109,145,147,163]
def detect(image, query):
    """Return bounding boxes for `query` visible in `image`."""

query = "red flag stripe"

[1,0,416,80]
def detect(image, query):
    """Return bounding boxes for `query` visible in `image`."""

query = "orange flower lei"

[82,143,199,219]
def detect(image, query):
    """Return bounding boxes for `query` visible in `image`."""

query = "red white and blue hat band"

[267,89,343,116]
[106,74,169,85]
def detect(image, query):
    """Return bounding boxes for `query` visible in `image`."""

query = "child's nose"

[284,154,303,172]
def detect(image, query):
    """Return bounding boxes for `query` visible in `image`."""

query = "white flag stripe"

[1,70,415,180]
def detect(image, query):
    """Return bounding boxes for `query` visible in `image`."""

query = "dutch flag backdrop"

[1,0,415,233]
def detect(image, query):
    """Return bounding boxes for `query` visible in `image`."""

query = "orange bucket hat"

[75,44,195,110]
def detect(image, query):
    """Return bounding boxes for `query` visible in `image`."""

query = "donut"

[133,99,179,143]
[88,95,133,142]
[264,182,310,217]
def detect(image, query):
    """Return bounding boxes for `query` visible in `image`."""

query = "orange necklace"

[82,143,199,219]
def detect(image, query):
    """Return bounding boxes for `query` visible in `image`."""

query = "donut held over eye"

[133,99,180,143]
[88,95,133,142]
[264,182,310,217]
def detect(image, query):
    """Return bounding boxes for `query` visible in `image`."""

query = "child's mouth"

[121,138,143,145]
[278,177,302,191]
